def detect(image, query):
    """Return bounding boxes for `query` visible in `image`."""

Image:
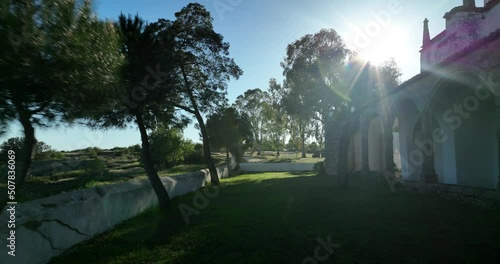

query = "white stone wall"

[481,3,500,38]
[240,163,315,172]
[0,167,229,264]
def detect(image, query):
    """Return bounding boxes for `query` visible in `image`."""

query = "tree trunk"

[229,147,241,171]
[226,147,230,172]
[15,102,37,187]
[195,111,220,185]
[301,133,306,158]
[274,135,280,157]
[257,137,261,156]
[135,113,171,211]
[180,65,219,185]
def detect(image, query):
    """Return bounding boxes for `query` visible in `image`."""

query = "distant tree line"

[0,137,64,163]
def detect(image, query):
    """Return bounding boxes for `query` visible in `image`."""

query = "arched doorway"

[386,98,422,181]
[428,73,498,188]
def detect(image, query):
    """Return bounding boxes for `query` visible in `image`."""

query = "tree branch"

[173,103,195,115]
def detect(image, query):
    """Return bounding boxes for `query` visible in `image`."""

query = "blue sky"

[2,0,482,150]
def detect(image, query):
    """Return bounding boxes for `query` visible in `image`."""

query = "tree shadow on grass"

[51,173,500,264]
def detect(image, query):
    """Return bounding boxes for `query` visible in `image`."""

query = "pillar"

[325,118,341,177]
[420,112,438,183]
[360,116,370,178]
[383,121,395,173]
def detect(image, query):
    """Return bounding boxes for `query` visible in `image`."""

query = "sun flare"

[357,26,409,66]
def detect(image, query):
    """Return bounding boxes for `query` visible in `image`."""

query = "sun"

[357,26,409,66]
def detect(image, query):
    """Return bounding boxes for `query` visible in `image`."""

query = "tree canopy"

[234,88,268,155]
[0,0,124,186]
[206,107,253,169]
[170,3,243,185]
[262,79,288,156]
[281,29,351,157]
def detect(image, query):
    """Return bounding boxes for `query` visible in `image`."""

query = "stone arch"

[424,70,498,188]
[360,111,385,174]
[385,98,422,180]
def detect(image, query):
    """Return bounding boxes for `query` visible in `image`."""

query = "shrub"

[84,180,104,189]
[184,143,204,164]
[85,147,101,159]
[308,142,319,153]
[0,137,64,162]
[83,158,107,176]
[128,144,142,156]
[36,150,65,161]
[313,161,326,175]
[114,148,131,157]
[149,128,184,170]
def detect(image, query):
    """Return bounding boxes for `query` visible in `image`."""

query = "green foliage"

[281,29,351,156]
[262,78,288,154]
[114,148,129,157]
[206,107,254,165]
[281,29,350,121]
[85,147,101,159]
[308,142,319,153]
[172,3,243,115]
[128,145,142,157]
[83,180,104,189]
[378,58,402,90]
[0,137,24,162]
[83,159,108,176]
[234,89,268,153]
[313,161,326,176]
[35,150,65,161]
[260,140,275,152]
[0,0,124,127]
[286,138,301,152]
[169,3,243,183]
[148,128,204,170]
[0,0,124,187]
[0,137,64,162]
[182,142,204,165]
[347,56,402,109]
[149,127,184,170]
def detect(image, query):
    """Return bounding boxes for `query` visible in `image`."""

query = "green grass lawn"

[51,172,500,264]
[245,151,325,163]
